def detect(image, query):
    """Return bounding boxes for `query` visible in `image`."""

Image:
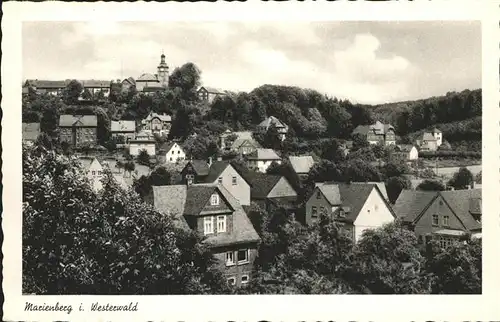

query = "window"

[217,215,226,233]
[211,194,220,206]
[316,191,321,199]
[320,206,326,215]
[92,171,96,175]
[178,151,180,154]
[172,150,175,154]
[218,177,223,184]
[204,216,214,235]
[169,157,172,161]
[311,206,318,217]
[227,277,236,286]
[432,214,439,226]
[443,215,450,227]
[232,176,237,185]
[241,275,249,284]
[339,209,345,218]
[186,174,194,185]
[237,249,249,264]
[438,236,452,248]
[225,251,235,266]
[98,171,102,175]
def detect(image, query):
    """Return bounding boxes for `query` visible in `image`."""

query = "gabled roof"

[432,128,442,133]
[25,79,68,89]
[152,184,260,246]
[122,77,136,86]
[247,173,283,199]
[203,161,231,183]
[182,160,210,176]
[142,112,171,123]
[111,120,135,132]
[422,132,437,141]
[22,122,40,141]
[352,182,389,201]
[81,80,111,88]
[59,115,97,127]
[199,86,226,95]
[159,142,183,154]
[393,190,438,222]
[137,73,159,82]
[440,189,481,231]
[289,156,315,174]
[258,116,288,129]
[247,148,281,161]
[396,144,415,153]
[315,183,342,205]
[352,122,394,136]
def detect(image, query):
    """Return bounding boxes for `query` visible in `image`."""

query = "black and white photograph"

[19,20,484,296]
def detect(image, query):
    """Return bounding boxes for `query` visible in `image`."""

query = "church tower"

[157,52,169,87]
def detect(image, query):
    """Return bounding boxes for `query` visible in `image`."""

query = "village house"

[80,157,106,192]
[245,172,298,212]
[127,53,169,92]
[394,144,419,161]
[111,120,136,143]
[305,182,395,243]
[22,122,41,145]
[288,155,315,179]
[393,189,481,247]
[149,183,260,287]
[246,148,282,173]
[129,131,156,156]
[198,86,227,104]
[158,142,186,164]
[59,114,98,147]
[220,130,261,156]
[181,159,251,206]
[24,79,69,96]
[351,182,389,202]
[141,112,172,137]
[121,77,136,92]
[81,80,111,98]
[416,128,442,151]
[352,121,396,146]
[257,116,289,141]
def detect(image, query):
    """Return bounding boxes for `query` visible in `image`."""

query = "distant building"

[352,121,396,146]
[394,189,482,247]
[416,128,442,151]
[148,183,260,287]
[246,148,282,173]
[198,86,227,104]
[111,120,136,143]
[59,115,98,147]
[288,155,315,178]
[257,116,289,141]
[82,157,106,192]
[24,79,68,96]
[158,142,186,163]
[305,182,395,243]
[81,80,111,98]
[394,144,419,161]
[140,112,172,137]
[121,77,136,92]
[245,172,298,212]
[22,122,40,144]
[129,131,156,156]
[220,130,261,156]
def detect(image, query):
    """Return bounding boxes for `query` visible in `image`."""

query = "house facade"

[352,121,396,146]
[81,80,111,98]
[246,148,282,173]
[247,173,298,212]
[129,131,156,156]
[305,183,395,243]
[141,112,172,136]
[288,155,315,179]
[220,130,261,155]
[159,142,186,163]
[257,116,289,141]
[111,120,136,143]
[82,157,106,191]
[150,184,260,287]
[394,145,419,161]
[394,189,481,247]
[198,86,227,104]
[416,129,442,151]
[22,122,41,144]
[59,115,98,147]
[24,79,68,96]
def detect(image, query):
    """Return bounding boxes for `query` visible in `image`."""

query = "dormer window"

[211,194,220,206]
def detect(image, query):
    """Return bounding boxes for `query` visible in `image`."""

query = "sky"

[22,21,481,104]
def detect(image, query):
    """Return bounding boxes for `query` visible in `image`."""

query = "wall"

[59,128,73,144]
[212,244,258,287]
[216,166,251,206]
[130,142,155,156]
[164,145,186,163]
[353,189,394,243]
[76,127,97,146]
[413,194,466,240]
[304,188,335,225]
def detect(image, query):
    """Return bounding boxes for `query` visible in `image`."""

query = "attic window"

[211,194,220,206]
[316,191,321,199]
[218,177,223,184]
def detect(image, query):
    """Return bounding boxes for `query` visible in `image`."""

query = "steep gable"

[267,177,297,199]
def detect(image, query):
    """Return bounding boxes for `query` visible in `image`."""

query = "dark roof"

[352,121,394,136]
[81,80,111,88]
[59,115,97,127]
[393,190,438,222]
[182,160,210,176]
[158,142,183,154]
[25,79,68,89]
[204,161,231,183]
[248,173,282,199]
[199,86,226,95]
[22,123,40,141]
[152,184,260,247]
[396,144,415,153]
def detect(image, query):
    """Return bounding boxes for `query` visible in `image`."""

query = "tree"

[475,171,482,184]
[320,138,345,162]
[448,167,474,190]
[385,176,411,204]
[416,179,445,191]
[82,88,92,100]
[133,166,176,200]
[40,107,60,138]
[168,62,202,102]
[351,133,369,151]
[137,149,150,166]
[22,145,229,294]
[123,161,136,178]
[349,222,428,294]
[63,80,83,104]
[93,107,111,145]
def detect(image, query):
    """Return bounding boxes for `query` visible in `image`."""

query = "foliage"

[416,180,446,191]
[169,62,202,102]
[137,149,151,167]
[475,171,482,184]
[133,166,176,199]
[63,80,84,104]
[448,167,474,190]
[385,176,411,204]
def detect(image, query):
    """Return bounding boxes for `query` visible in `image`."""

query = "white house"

[129,131,156,156]
[305,182,395,243]
[246,148,282,173]
[141,112,172,137]
[80,157,106,192]
[159,142,186,163]
[395,145,419,161]
[111,120,136,143]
